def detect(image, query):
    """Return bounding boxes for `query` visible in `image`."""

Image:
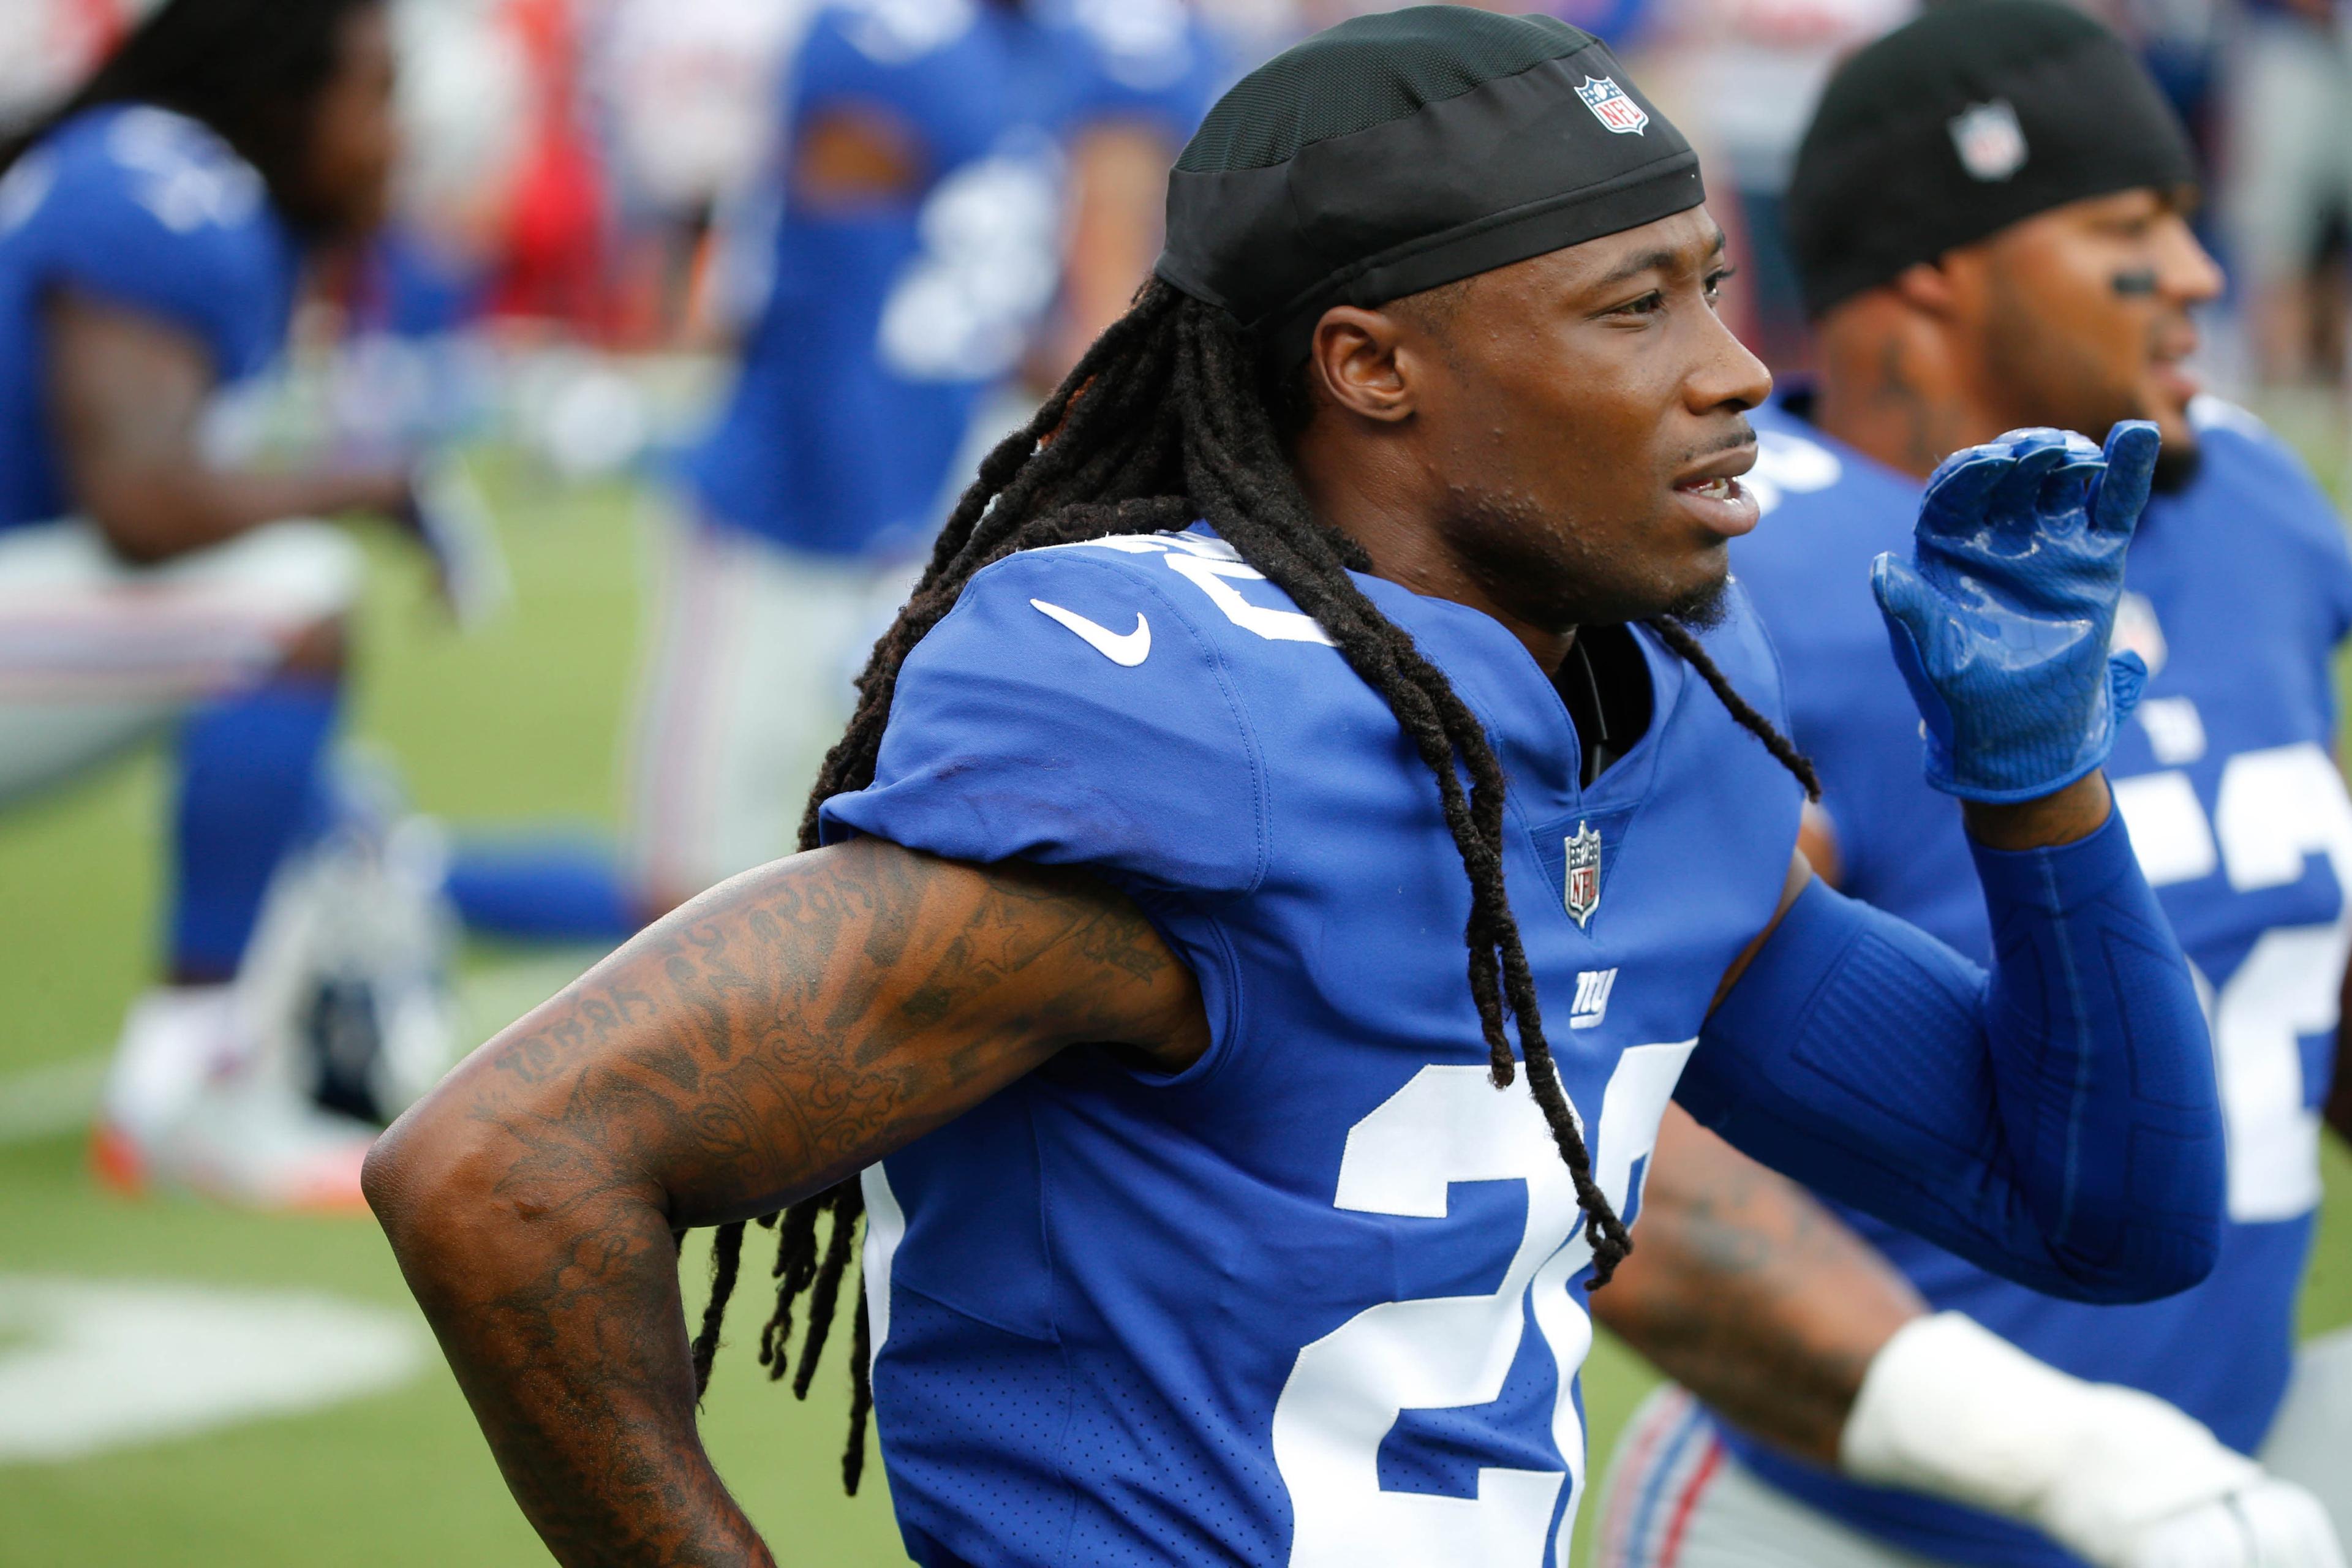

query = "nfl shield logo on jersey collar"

[1565,821,1603,927]
[1575,77,1649,136]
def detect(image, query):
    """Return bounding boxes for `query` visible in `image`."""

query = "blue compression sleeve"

[169,676,339,979]
[1676,807,2223,1303]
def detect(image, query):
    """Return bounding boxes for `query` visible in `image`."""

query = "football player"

[444,0,1223,940]
[1591,6,2352,1566]
[368,12,2233,1565]
[0,0,448,1206]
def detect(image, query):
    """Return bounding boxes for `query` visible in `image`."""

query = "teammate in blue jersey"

[1592,7,2352,1567]
[626,0,1220,916]
[369,12,2231,1566]
[0,0,455,1207]
[446,0,1223,940]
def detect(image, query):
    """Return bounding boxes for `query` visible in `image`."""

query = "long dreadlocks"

[689,277,1820,1493]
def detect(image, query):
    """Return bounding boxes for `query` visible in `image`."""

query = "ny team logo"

[1575,76,1649,136]
[1570,967,1618,1030]
[1565,821,1603,927]
[1948,99,2027,181]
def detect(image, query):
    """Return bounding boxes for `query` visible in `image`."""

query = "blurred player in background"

[1593,7,2352,1565]
[0,0,461,1208]
[627,0,1223,918]
[448,0,1223,935]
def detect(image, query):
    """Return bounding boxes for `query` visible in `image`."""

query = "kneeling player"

[1591,7,2352,1566]
[0,0,451,1207]
[369,13,2235,1565]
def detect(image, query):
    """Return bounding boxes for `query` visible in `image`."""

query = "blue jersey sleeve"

[820,544,1269,895]
[7,107,295,383]
[1680,808,2224,1303]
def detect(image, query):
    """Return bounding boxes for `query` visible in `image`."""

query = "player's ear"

[1308,306,1418,424]
[1890,258,1962,320]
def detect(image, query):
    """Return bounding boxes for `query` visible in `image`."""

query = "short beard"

[1655,571,1732,630]
[1441,484,1733,634]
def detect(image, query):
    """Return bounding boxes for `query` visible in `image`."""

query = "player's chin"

[1634,546,1734,630]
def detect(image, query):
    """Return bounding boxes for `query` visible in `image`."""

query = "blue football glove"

[1871,422,2158,804]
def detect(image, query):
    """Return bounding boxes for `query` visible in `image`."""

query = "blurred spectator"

[594,0,813,345]
[0,0,137,135]
[2219,0,2352,390]
[485,0,609,331]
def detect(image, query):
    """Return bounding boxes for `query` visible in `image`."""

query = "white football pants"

[622,500,921,905]
[0,518,360,808]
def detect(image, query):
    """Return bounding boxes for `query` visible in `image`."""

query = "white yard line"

[0,1276,428,1463]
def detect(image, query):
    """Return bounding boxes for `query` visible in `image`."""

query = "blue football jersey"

[818,525,1805,1567]
[0,105,300,532]
[1717,393,2352,1567]
[682,0,1221,560]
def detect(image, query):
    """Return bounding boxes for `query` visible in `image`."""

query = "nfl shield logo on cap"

[1565,822,1603,928]
[1948,99,2028,181]
[1575,76,1649,136]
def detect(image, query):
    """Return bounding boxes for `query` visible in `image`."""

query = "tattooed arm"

[363,836,1208,1567]
[1588,1105,1924,1463]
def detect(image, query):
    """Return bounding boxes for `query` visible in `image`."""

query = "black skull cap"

[1787,0,2198,317]
[1155,5,1703,364]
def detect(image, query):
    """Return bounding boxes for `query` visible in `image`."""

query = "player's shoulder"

[940,527,1330,684]
[811,0,982,69]
[1730,401,1915,652]
[1743,399,1914,543]
[7,105,270,244]
[1036,0,1213,99]
[838,529,1279,893]
[2181,395,2341,540]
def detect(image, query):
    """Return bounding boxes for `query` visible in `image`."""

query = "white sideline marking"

[0,1276,427,1463]
[0,952,605,1148]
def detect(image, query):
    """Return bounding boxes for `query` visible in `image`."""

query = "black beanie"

[1787,0,2198,317]
[1156,6,1703,363]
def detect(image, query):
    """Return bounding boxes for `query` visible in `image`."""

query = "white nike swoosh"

[1030,598,1151,666]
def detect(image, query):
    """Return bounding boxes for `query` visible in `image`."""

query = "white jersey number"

[876,146,1061,384]
[1272,1042,1694,1568]
[2111,741,2352,1222]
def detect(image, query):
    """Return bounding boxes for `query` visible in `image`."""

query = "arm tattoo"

[369,838,1204,1566]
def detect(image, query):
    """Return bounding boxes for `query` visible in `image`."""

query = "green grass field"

[1,449,2348,1566]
